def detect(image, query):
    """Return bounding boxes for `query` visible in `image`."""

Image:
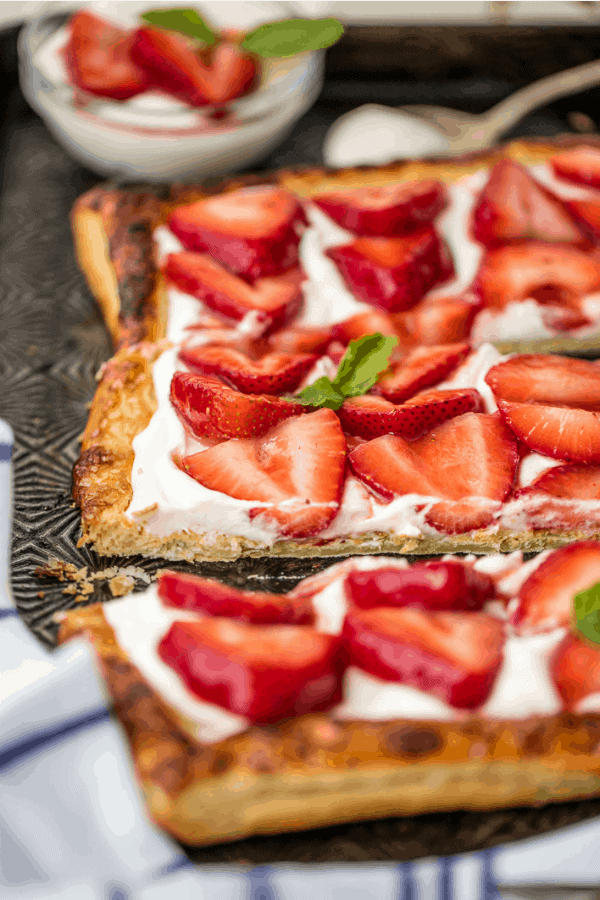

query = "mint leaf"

[141,8,217,45]
[295,332,398,410]
[335,333,398,398]
[296,377,345,411]
[575,581,600,645]
[241,17,343,58]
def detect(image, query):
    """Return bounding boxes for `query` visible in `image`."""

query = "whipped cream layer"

[104,552,571,744]
[157,162,600,346]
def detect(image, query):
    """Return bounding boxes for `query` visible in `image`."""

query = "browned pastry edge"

[73,342,600,561]
[71,134,600,352]
[57,602,600,847]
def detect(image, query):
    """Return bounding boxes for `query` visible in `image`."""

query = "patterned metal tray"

[3,22,600,865]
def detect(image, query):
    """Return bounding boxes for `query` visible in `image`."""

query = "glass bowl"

[18,1,324,181]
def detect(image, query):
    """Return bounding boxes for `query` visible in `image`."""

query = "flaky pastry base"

[57,603,600,847]
[71,134,600,353]
[73,342,600,561]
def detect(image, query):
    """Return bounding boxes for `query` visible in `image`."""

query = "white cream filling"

[105,555,587,738]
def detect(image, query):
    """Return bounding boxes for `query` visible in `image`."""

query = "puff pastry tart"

[57,548,600,846]
[72,136,600,353]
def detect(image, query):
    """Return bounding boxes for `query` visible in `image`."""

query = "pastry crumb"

[109,574,135,597]
[36,556,150,601]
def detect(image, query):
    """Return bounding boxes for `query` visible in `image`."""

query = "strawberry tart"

[56,546,600,846]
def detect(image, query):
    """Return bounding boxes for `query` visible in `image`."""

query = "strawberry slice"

[518,463,600,500]
[565,198,600,245]
[158,571,314,625]
[170,372,306,439]
[551,147,600,190]
[64,11,150,101]
[327,228,454,313]
[473,159,585,247]
[485,354,600,410]
[159,618,344,723]
[337,388,483,440]
[551,632,600,712]
[165,253,303,332]
[498,400,600,464]
[179,345,317,395]
[182,408,347,538]
[313,180,448,236]
[342,607,504,709]
[349,412,518,532]
[374,343,470,403]
[202,40,257,105]
[131,26,214,106]
[473,243,600,329]
[332,311,399,345]
[512,542,600,633]
[344,560,495,612]
[266,325,334,355]
[405,295,480,346]
[168,186,306,281]
[514,463,600,533]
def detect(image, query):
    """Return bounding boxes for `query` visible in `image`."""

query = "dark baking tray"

[3,21,600,865]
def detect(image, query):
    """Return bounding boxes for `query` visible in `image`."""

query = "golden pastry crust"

[57,602,600,847]
[73,342,600,561]
[71,134,600,352]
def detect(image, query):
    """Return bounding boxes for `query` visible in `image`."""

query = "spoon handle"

[479,58,600,143]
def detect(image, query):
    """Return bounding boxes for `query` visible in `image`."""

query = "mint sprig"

[241,17,344,58]
[141,8,217,45]
[295,332,398,411]
[574,581,600,645]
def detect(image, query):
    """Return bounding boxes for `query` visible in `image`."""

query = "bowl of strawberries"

[19,2,340,180]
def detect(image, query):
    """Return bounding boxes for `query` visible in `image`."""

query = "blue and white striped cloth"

[1,416,600,899]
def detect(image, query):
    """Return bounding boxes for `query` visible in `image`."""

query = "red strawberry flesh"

[267,325,334,355]
[485,354,600,410]
[165,252,303,332]
[342,607,504,708]
[159,618,344,723]
[498,399,600,464]
[170,372,306,440]
[64,11,150,101]
[405,295,480,346]
[375,342,471,403]
[337,388,483,441]
[512,542,600,633]
[314,180,448,236]
[327,228,454,313]
[551,147,600,190]
[551,632,600,711]
[158,571,314,625]
[473,159,585,247]
[344,560,495,611]
[168,186,306,281]
[131,26,213,106]
[203,40,257,105]
[179,345,317,395]
[182,408,347,538]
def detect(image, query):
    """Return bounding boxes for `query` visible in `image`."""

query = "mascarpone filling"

[104,553,572,743]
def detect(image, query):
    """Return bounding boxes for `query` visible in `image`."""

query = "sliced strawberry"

[551,632,600,711]
[518,463,600,500]
[182,408,347,538]
[551,147,600,190]
[498,400,600,464]
[337,388,482,441]
[342,607,504,709]
[266,324,334,355]
[179,345,316,395]
[313,180,448,236]
[159,618,343,723]
[165,253,303,333]
[131,26,214,106]
[485,354,600,410]
[327,228,453,313]
[473,159,585,247]
[203,40,257,105]
[158,571,314,625]
[473,243,600,328]
[168,186,306,281]
[170,372,306,440]
[344,560,495,612]
[64,11,150,101]
[332,310,399,345]
[349,412,518,532]
[512,542,600,633]
[565,198,600,245]
[374,343,470,404]
[425,498,505,534]
[404,295,480,346]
